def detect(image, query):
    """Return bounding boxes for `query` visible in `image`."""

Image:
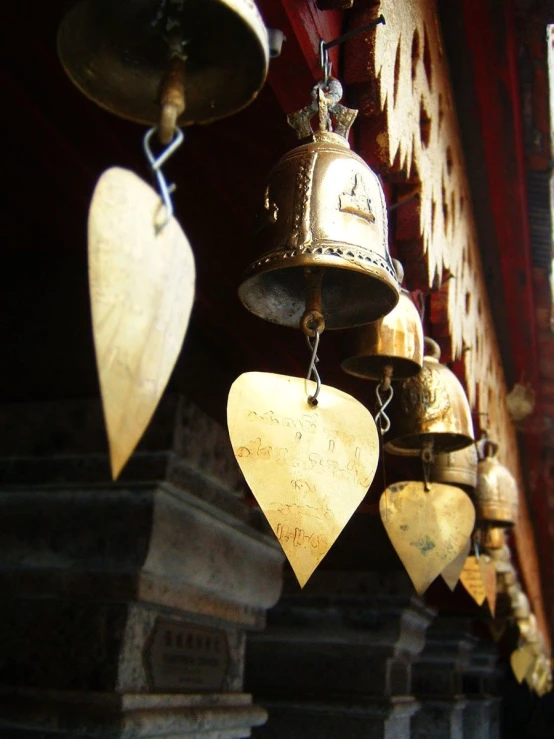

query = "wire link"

[143,126,184,233]
[375,382,393,435]
[305,330,322,406]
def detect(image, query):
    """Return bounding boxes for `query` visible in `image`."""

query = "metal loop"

[318,39,332,83]
[143,126,184,233]
[305,330,322,406]
[375,382,393,435]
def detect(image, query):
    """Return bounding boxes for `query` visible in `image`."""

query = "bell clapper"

[421,440,435,492]
[375,365,394,435]
[158,50,187,145]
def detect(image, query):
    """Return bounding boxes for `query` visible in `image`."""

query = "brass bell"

[430,443,478,495]
[238,80,399,330]
[58,0,269,139]
[384,338,474,454]
[475,440,519,527]
[341,260,423,380]
[512,590,531,621]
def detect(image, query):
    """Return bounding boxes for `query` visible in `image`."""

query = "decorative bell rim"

[58,0,269,134]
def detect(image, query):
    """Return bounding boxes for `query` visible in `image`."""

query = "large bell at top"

[238,80,399,330]
[475,440,519,527]
[385,338,474,454]
[341,260,423,379]
[58,0,269,133]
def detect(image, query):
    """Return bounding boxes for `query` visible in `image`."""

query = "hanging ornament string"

[421,441,434,492]
[143,126,184,232]
[374,365,394,434]
[305,330,322,406]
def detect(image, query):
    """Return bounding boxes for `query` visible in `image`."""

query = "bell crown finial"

[287,79,358,141]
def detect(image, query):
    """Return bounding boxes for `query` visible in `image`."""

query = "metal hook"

[305,330,322,406]
[375,382,393,435]
[318,39,332,83]
[143,126,184,233]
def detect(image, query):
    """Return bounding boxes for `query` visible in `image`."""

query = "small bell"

[238,79,399,330]
[475,439,519,527]
[512,590,531,621]
[384,338,474,455]
[430,443,478,495]
[58,0,269,140]
[341,260,423,380]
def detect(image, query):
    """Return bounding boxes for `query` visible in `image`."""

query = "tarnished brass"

[475,440,519,526]
[227,371,379,587]
[58,0,269,128]
[341,261,423,379]
[384,339,474,454]
[431,444,478,494]
[481,525,507,549]
[239,83,399,330]
[518,614,539,643]
[380,480,475,594]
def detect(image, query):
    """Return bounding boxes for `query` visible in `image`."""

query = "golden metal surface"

[379,481,475,594]
[481,525,507,550]
[384,340,474,454]
[459,556,486,606]
[58,0,268,127]
[479,555,497,616]
[431,444,478,494]
[511,647,535,684]
[341,287,423,380]
[475,441,519,526]
[512,591,531,620]
[89,167,195,479]
[227,372,379,587]
[239,88,399,330]
[441,537,470,591]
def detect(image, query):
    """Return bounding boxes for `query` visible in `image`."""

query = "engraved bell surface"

[430,444,478,494]
[475,440,519,526]
[58,0,269,127]
[238,82,399,330]
[341,261,423,379]
[384,338,474,454]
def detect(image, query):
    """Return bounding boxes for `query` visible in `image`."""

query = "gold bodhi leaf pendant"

[441,536,471,591]
[89,167,195,479]
[228,372,380,587]
[459,555,486,606]
[380,481,476,594]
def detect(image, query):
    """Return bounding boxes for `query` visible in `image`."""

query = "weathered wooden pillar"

[462,639,501,739]
[410,617,473,739]
[0,395,284,738]
[245,529,435,739]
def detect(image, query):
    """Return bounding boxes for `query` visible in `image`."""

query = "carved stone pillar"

[245,563,434,738]
[0,395,284,738]
[411,617,473,739]
[462,640,501,739]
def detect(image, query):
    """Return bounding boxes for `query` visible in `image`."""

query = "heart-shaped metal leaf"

[228,372,379,587]
[380,481,475,594]
[442,537,471,590]
[459,555,486,606]
[89,167,195,479]
[511,647,535,684]
[479,555,497,616]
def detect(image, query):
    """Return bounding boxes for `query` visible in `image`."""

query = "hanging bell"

[341,260,423,380]
[475,439,519,527]
[58,0,269,138]
[430,443,478,495]
[238,79,399,330]
[384,338,474,454]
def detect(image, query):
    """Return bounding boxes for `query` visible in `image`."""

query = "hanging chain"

[305,329,322,406]
[143,126,184,233]
[375,366,394,435]
[319,15,385,83]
